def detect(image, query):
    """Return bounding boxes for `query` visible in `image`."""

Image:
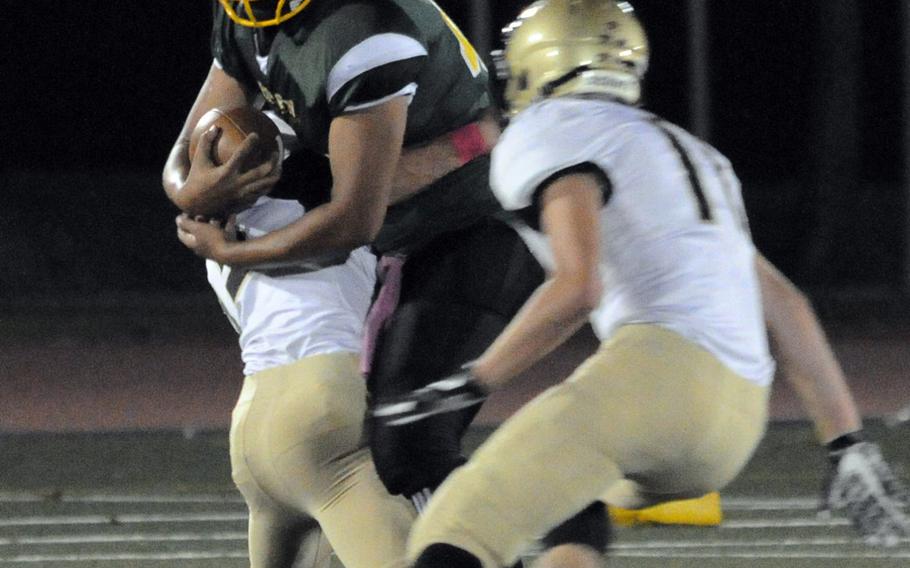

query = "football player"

[199,193,415,568]
[163,0,544,510]
[610,257,910,532]
[371,1,909,566]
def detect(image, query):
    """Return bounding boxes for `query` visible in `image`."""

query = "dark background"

[2,0,908,318]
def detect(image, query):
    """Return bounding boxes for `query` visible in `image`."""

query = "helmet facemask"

[218,0,313,28]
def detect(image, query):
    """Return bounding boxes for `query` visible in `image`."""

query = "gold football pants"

[230,352,415,568]
[408,324,769,567]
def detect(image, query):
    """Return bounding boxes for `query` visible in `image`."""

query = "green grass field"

[2,420,909,567]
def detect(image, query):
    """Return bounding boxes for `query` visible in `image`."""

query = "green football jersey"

[212,0,493,155]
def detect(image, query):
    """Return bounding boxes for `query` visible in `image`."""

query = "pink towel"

[360,255,406,376]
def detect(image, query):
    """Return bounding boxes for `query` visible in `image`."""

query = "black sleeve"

[515,162,612,231]
[328,58,425,116]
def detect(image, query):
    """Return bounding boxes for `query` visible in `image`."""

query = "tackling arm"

[470,173,604,390]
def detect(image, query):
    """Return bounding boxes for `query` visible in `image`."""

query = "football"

[188,106,281,170]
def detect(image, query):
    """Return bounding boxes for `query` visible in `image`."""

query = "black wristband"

[458,362,490,397]
[826,431,865,463]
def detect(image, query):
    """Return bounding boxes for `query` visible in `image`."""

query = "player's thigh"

[315,453,415,568]
[659,368,769,495]
[578,324,769,498]
[230,375,259,496]
[409,378,624,567]
[239,353,368,509]
[247,511,332,568]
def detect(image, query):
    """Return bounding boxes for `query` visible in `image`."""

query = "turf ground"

[2,421,909,567]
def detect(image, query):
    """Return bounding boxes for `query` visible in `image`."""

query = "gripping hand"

[825,441,910,546]
[372,371,488,427]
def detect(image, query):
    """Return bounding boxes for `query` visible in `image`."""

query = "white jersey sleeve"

[492,102,607,211]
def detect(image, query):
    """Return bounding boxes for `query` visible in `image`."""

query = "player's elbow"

[556,271,603,316]
[337,228,375,251]
[782,284,812,314]
[327,208,383,251]
[763,273,813,327]
[578,277,604,313]
[165,187,193,214]
[341,214,382,249]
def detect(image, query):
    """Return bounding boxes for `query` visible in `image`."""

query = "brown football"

[188,106,281,170]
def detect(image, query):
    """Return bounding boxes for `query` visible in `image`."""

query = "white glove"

[826,441,910,546]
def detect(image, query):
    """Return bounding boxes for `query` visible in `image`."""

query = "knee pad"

[541,501,611,554]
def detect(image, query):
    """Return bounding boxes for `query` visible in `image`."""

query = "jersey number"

[652,119,749,231]
[652,120,713,222]
[430,1,484,77]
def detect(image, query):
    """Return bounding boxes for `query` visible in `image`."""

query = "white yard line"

[612,551,910,559]
[0,512,247,527]
[0,532,245,546]
[0,493,244,504]
[722,497,819,511]
[0,551,248,563]
[612,537,910,549]
[722,517,851,529]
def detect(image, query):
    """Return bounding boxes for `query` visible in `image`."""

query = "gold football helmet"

[498,0,649,114]
[218,0,312,28]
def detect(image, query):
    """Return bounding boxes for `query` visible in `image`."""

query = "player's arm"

[756,254,910,544]
[162,63,280,217]
[177,96,406,265]
[470,173,604,389]
[755,253,862,443]
[373,172,603,427]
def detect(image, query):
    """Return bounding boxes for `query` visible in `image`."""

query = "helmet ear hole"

[517,72,529,92]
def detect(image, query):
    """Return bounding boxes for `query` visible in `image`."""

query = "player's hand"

[176,214,233,262]
[824,441,910,545]
[184,127,281,217]
[371,370,489,427]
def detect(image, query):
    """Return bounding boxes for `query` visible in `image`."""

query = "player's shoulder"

[493,98,644,210]
[496,99,604,165]
[491,101,583,210]
[301,0,427,47]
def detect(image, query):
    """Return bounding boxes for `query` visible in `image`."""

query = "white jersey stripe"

[327,33,428,102]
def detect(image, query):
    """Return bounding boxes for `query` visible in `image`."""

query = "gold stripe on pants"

[408,324,769,567]
[230,352,415,568]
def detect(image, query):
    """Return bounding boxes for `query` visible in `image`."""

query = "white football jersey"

[491,97,774,386]
[206,197,376,376]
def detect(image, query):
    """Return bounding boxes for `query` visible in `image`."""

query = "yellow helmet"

[218,0,313,28]
[498,0,649,114]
